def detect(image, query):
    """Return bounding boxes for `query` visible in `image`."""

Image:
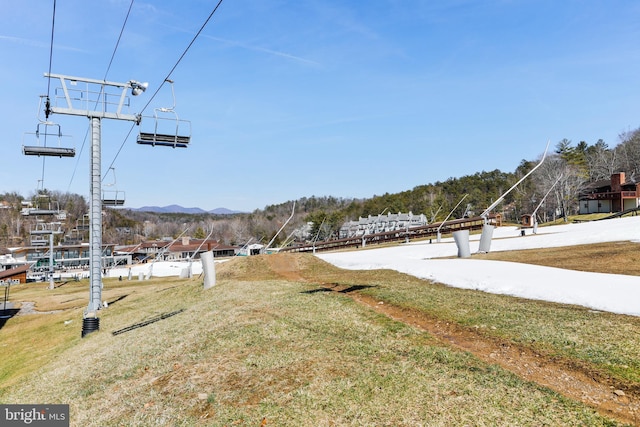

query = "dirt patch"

[17,301,64,316]
[265,253,306,282]
[334,284,640,426]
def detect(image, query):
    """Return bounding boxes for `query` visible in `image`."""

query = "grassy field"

[1,242,639,426]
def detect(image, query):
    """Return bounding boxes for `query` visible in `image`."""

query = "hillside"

[2,247,639,425]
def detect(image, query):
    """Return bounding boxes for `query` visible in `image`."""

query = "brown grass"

[474,241,640,276]
[1,243,638,426]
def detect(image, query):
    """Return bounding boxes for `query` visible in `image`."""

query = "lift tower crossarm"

[44,73,142,122]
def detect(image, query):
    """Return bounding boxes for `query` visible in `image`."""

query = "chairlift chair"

[29,221,62,246]
[23,194,60,216]
[102,167,125,206]
[137,80,191,148]
[22,123,75,157]
[75,214,90,231]
[102,190,126,206]
[30,235,49,246]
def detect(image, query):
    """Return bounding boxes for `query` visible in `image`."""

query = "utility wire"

[105,0,225,173]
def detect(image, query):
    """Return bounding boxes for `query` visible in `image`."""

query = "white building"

[339,212,428,238]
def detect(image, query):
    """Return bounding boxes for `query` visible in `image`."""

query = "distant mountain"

[209,207,242,215]
[133,205,243,215]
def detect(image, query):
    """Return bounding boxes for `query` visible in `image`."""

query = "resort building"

[579,172,640,214]
[339,211,428,238]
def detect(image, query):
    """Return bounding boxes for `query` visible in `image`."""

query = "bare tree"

[585,139,617,181]
[228,217,250,246]
[534,155,586,222]
[615,128,640,181]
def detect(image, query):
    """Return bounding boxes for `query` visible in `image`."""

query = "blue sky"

[2,0,639,212]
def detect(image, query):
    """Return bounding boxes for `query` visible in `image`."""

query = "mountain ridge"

[131,205,244,215]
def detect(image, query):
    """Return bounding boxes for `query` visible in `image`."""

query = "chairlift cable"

[103,0,135,80]
[103,125,136,181]
[105,0,224,168]
[65,1,135,189]
[34,0,56,191]
[40,157,47,193]
[66,124,89,192]
[55,1,224,190]
[139,0,225,115]
[45,0,56,117]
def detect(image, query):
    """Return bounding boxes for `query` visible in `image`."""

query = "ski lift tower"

[44,73,148,337]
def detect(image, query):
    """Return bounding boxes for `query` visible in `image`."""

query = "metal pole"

[532,174,563,233]
[48,232,55,290]
[481,140,550,221]
[311,216,326,254]
[88,117,102,314]
[42,74,147,337]
[265,201,296,251]
[436,194,468,242]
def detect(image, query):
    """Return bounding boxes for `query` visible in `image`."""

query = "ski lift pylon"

[137,79,191,148]
[22,122,75,158]
[102,167,125,206]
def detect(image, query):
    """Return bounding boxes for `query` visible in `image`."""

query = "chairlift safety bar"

[135,79,191,148]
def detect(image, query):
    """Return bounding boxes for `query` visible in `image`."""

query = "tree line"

[302,127,640,240]
[1,127,638,249]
